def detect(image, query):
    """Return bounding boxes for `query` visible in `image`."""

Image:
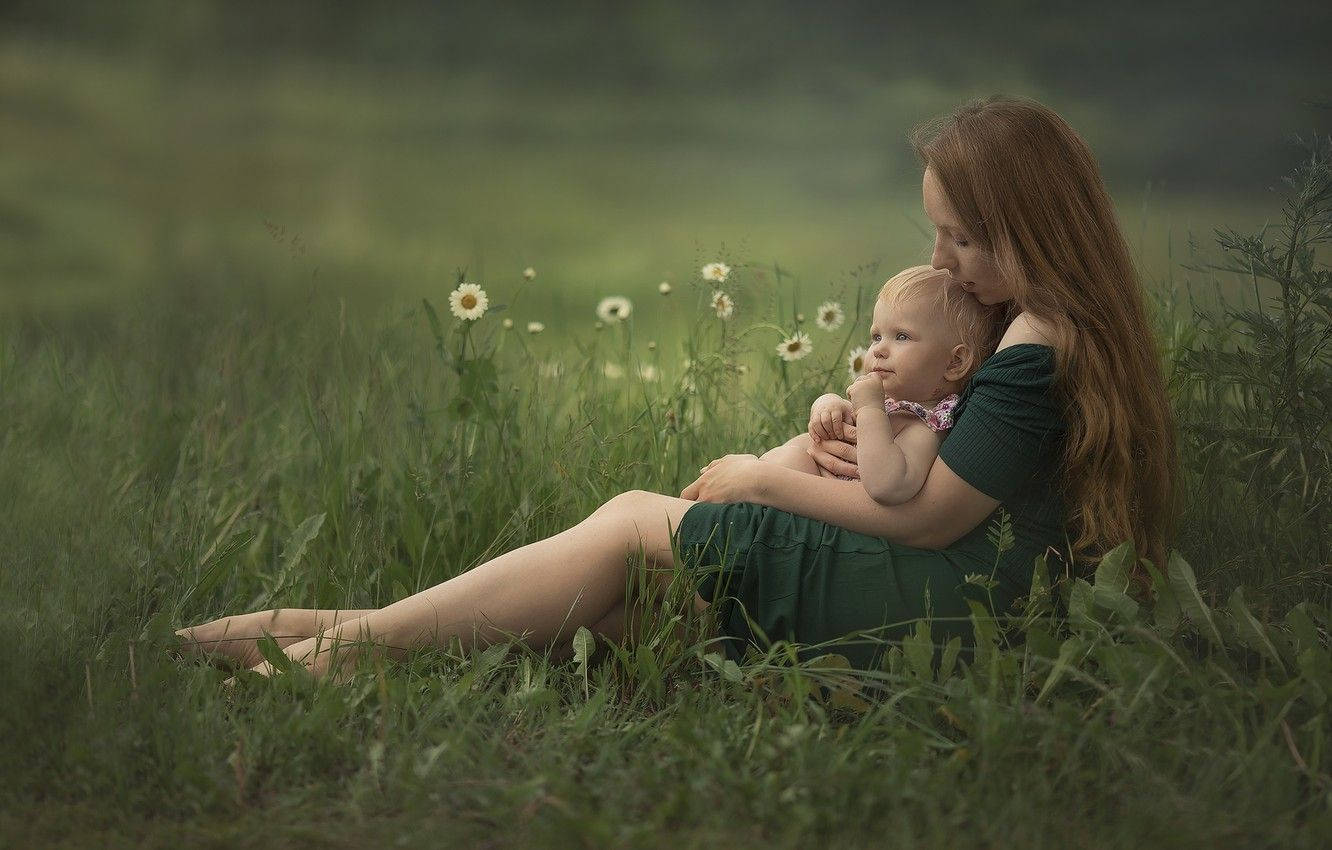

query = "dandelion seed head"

[596,296,632,323]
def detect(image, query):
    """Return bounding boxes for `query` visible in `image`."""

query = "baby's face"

[864,295,962,404]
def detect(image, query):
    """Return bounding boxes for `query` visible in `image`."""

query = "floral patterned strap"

[883,393,960,432]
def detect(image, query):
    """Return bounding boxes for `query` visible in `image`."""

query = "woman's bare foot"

[174,610,309,670]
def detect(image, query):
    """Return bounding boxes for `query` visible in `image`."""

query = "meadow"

[3,16,1332,849]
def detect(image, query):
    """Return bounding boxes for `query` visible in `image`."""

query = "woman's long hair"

[911,96,1177,575]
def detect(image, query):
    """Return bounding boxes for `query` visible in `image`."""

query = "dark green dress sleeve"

[938,343,1061,501]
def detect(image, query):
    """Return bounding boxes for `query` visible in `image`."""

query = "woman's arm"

[681,454,999,549]
[854,409,943,506]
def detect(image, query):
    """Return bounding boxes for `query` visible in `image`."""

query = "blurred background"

[1,0,1329,328]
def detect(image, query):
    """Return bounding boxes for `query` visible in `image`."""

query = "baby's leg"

[759,432,821,476]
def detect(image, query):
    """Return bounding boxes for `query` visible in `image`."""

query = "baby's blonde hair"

[878,265,1004,381]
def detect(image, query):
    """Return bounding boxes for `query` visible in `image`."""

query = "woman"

[179,96,1176,676]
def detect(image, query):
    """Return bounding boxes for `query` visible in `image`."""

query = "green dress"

[676,343,1065,669]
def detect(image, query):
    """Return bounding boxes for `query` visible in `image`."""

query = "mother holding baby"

[180,96,1176,675]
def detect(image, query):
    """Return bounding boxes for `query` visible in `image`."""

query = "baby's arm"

[853,411,943,505]
[846,373,944,505]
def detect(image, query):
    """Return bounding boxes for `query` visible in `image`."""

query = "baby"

[760,265,1003,505]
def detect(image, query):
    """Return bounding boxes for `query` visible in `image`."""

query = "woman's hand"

[808,424,860,479]
[680,454,763,503]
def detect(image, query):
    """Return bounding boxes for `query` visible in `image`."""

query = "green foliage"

[1173,134,1332,601]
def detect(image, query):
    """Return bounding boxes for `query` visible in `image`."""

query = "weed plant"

[1170,134,1332,604]
[2,153,1332,848]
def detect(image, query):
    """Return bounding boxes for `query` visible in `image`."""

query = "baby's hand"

[847,373,886,413]
[808,394,854,442]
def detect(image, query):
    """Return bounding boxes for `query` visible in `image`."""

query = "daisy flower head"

[847,346,868,381]
[502,317,514,330]
[638,364,659,383]
[603,362,625,379]
[448,283,489,321]
[776,331,812,362]
[815,301,845,331]
[596,296,632,323]
[701,262,731,283]
[526,321,545,334]
[523,267,536,281]
[658,281,672,295]
[710,290,735,320]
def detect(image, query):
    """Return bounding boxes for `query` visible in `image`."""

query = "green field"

[3,11,1331,848]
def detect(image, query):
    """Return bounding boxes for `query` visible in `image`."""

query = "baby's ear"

[944,344,975,382]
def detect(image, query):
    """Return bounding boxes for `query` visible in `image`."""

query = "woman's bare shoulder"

[996,311,1061,352]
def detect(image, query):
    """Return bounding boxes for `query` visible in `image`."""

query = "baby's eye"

[955,238,970,248]
[895,332,911,341]
[870,333,881,343]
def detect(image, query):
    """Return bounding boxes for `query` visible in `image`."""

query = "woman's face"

[922,167,1012,306]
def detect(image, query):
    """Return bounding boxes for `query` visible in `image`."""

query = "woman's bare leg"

[176,609,379,669]
[249,490,702,679]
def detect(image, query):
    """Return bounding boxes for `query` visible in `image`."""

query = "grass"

[3,267,1331,846]
[2,31,1330,850]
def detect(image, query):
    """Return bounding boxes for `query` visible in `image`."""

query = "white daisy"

[448,283,489,321]
[701,262,731,283]
[596,296,632,323]
[776,331,812,362]
[523,267,536,281]
[526,321,545,334]
[502,317,514,330]
[658,281,672,295]
[846,346,868,381]
[711,290,735,320]
[638,364,659,382]
[815,301,845,331]
[603,362,625,379]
